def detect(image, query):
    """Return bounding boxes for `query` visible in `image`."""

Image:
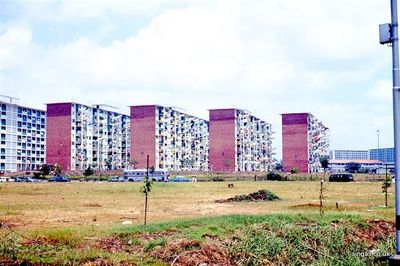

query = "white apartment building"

[0,99,46,172]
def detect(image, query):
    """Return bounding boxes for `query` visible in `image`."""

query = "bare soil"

[215,189,280,203]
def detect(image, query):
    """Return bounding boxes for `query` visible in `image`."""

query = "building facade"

[130,105,209,171]
[369,148,394,164]
[282,113,329,173]
[330,150,369,160]
[46,103,130,172]
[0,100,46,172]
[328,159,382,172]
[209,108,273,172]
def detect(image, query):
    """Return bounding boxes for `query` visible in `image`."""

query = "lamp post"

[377,129,380,161]
[380,0,400,262]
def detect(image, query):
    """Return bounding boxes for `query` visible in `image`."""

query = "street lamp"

[380,0,400,262]
[377,129,380,162]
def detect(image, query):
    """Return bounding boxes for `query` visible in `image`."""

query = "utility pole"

[380,0,400,263]
[378,129,380,161]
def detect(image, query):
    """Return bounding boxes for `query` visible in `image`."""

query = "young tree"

[382,166,392,207]
[319,179,326,216]
[319,156,329,171]
[39,164,51,176]
[140,155,153,226]
[84,166,94,177]
[290,167,299,174]
[54,163,62,176]
[320,155,330,181]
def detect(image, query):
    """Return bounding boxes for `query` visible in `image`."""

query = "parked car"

[329,173,354,182]
[48,175,71,182]
[108,176,123,182]
[0,176,14,182]
[170,176,192,182]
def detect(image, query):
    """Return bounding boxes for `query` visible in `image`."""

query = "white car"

[0,177,15,182]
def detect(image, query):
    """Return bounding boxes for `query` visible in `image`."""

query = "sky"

[0,0,395,159]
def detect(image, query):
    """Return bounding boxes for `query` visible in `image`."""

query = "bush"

[290,167,299,174]
[211,176,224,182]
[33,172,41,179]
[83,166,94,177]
[40,164,52,176]
[266,172,283,181]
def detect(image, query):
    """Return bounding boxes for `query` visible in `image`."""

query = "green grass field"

[0,180,396,265]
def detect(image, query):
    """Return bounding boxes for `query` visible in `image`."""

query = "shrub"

[290,167,299,174]
[33,172,41,179]
[83,166,94,177]
[266,172,283,181]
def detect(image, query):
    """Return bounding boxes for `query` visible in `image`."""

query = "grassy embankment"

[0,181,396,264]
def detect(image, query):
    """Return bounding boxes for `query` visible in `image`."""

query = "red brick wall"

[46,103,72,171]
[282,113,309,173]
[209,109,237,172]
[130,105,156,169]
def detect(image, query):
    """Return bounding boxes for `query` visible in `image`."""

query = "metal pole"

[391,0,400,256]
[144,155,149,227]
[387,163,389,207]
[378,129,380,161]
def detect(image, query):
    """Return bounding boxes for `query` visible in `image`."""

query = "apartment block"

[330,150,369,160]
[130,105,208,171]
[0,100,46,172]
[282,113,329,173]
[46,103,130,172]
[209,108,273,172]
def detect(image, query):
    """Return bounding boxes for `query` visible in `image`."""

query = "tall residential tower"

[0,99,46,172]
[46,103,130,172]
[282,113,329,173]
[209,108,273,172]
[130,105,209,171]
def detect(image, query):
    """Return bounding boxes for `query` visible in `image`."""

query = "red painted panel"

[209,109,236,172]
[130,105,156,169]
[282,113,309,173]
[46,103,72,171]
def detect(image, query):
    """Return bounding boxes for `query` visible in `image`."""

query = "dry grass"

[0,181,394,230]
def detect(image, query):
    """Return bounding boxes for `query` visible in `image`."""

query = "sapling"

[382,173,392,207]
[319,179,326,216]
[140,155,153,226]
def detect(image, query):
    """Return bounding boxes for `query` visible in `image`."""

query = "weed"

[0,231,21,259]
[145,237,167,251]
[29,227,83,247]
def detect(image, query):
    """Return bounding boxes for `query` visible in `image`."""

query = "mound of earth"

[216,189,280,203]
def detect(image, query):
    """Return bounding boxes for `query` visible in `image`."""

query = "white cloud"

[367,80,392,103]
[0,0,395,158]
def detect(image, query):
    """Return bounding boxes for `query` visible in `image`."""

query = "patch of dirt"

[0,257,53,266]
[93,237,126,253]
[151,238,233,266]
[202,233,221,241]
[346,220,395,247]
[21,236,59,247]
[81,258,133,266]
[216,189,280,203]
[173,243,233,266]
[139,229,177,241]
